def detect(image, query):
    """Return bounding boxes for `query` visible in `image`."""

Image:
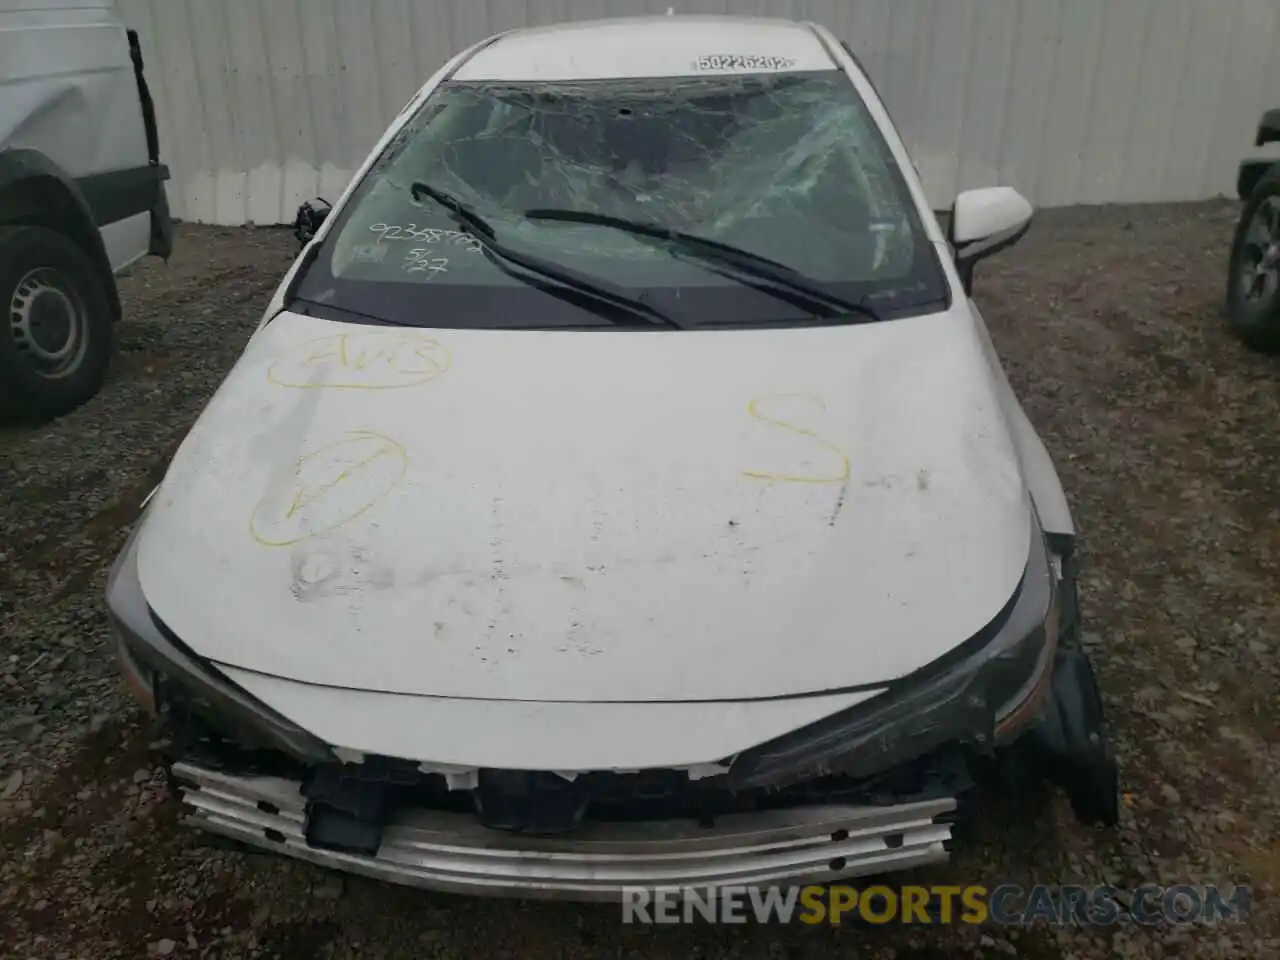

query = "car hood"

[136,306,1032,702]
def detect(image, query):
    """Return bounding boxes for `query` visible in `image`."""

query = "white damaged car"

[107,15,1118,899]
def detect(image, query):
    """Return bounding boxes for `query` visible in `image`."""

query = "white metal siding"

[117,0,1280,225]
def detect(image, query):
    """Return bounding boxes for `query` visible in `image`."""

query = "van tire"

[0,225,114,420]
[1226,167,1280,353]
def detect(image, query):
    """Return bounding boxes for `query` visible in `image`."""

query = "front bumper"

[172,761,955,900]
[155,632,1116,900]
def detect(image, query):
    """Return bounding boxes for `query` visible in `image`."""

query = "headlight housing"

[106,516,332,764]
[729,506,1059,790]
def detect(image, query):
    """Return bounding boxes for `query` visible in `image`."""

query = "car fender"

[968,300,1074,539]
[1001,390,1074,539]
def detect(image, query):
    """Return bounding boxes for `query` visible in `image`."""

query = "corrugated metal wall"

[117,0,1280,226]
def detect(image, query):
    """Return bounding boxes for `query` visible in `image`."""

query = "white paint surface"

[453,17,835,82]
[114,0,1280,225]
[0,1,151,181]
[136,304,1032,703]
[218,664,884,770]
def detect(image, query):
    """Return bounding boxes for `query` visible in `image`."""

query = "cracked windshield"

[311,70,944,326]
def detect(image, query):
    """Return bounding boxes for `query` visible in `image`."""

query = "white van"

[0,0,173,419]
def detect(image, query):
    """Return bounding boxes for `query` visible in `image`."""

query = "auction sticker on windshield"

[694,54,797,72]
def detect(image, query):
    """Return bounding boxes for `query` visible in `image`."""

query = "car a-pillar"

[0,149,120,421]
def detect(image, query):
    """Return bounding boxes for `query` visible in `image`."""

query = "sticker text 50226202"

[695,54,797,72]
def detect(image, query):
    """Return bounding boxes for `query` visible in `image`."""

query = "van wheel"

[0,225,114,420]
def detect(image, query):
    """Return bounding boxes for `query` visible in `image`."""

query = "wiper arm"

[291,295,416,327]
[410,182,687,330]
[524,208,882,323]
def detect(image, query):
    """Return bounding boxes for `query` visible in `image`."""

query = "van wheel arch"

[0,150,121,322]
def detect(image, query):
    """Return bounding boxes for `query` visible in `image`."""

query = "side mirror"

[1256,108,1280,147]
[948,187,1033,295]
[293,198,332,247]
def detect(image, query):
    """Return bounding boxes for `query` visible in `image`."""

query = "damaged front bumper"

[172,761,957,899]
[146,639,1116,902]
[154,630,1116,901]
[144,649,975,899]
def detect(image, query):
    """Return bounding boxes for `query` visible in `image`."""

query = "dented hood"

[136,307,1032,702]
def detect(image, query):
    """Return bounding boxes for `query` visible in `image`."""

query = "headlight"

[729,506,1058,790]
[973,506,1060,736]
[106,518,332,764]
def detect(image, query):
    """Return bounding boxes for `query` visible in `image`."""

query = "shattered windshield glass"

[298,70,946,329]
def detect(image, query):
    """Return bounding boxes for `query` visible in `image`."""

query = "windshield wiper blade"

[523,208,882,323]
[410,182,687,330]
[411,180,496,239]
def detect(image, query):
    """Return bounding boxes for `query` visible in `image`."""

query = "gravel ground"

[1,204,1277,959]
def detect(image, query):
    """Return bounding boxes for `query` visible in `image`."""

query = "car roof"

[451,15,840,83]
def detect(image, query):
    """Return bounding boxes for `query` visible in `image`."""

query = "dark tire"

[1226,167,1280,352]
[0,225,115,420]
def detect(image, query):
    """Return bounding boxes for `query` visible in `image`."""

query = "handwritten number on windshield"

[369,223,482,252]
[404,249,450,274]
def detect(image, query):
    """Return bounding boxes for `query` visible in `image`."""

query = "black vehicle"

[1227,109,1280,352]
